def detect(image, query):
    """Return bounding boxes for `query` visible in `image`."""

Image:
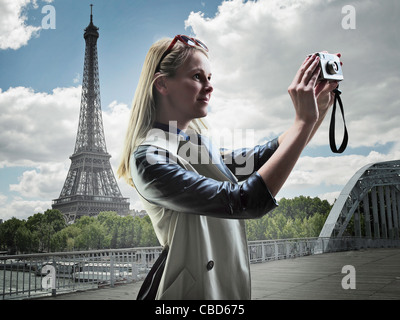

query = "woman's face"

[163,50,213,127]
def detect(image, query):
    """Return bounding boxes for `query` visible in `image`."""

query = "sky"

[0,0,399,221]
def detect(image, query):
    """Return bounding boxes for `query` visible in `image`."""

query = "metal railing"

[1,246,162,300]
[2,237,400,300]
[247,237,400,263]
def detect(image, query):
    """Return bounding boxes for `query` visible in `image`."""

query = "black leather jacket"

[131,134,279,220]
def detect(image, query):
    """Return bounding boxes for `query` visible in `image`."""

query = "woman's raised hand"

[287,54,321,125]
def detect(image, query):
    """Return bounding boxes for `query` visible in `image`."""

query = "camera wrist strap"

[329,86,348,153]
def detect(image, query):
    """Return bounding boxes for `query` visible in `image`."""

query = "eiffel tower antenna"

[52,5,129,223]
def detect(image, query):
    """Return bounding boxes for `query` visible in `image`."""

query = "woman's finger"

[301,56,320,86]
[292,54,317,85]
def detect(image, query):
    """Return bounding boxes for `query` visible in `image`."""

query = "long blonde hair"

[117,37,209,187]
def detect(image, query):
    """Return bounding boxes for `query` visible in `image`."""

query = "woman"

[118,35,339,299]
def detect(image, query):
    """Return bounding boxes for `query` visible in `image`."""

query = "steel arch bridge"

[319,160,400,241]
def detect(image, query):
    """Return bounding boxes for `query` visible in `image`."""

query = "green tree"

[246,196,332,240]
[118,215,135,248]
[97,211,120,248]
[15,224,33,253]
[74,216,107,250]
[26,209,66,252]
[51,224,81,251]
[273,196,331,220]
[0,217,26,254]
[139,215,159,246]
[246,215,268,241]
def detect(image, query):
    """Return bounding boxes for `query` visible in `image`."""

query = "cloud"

[185,0,400,148]
[2,0,399,222]
[287,147,400,189]
[0,86,80,166]
[0,86,131,169]
[73,73,81,84]
[0,0,42,50]
[102,100,131,167]
[282,143,400,203]
[9,162,68,199]
[0,85,135,220]
[183,0,400,207]
[0,194,50,221]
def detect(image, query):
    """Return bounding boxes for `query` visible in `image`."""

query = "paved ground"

[37,248,400,300]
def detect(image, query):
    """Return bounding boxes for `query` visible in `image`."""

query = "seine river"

[0,269,78,299]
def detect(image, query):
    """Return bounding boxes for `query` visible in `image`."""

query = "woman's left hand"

[315,80,338,114]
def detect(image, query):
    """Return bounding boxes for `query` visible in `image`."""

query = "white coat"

[131,127,278,300]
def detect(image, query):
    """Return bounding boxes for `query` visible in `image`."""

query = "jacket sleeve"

[221,138,279,181]
[131,145,278,220]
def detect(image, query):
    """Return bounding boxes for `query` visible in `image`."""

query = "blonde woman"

[118,35,338,300]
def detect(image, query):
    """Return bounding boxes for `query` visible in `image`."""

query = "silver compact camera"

[310,52,344,81]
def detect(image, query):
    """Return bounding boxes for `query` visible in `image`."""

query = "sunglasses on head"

[155,35,208,72]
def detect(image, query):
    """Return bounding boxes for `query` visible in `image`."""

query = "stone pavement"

[37,248,400,300]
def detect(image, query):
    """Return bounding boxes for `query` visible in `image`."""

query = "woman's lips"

[197,97,209,103]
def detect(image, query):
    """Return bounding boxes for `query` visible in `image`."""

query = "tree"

[0,217,27,254]
[51,225,81,251]
[15,225,33,253]
[246,216,268,241]
[246,196,332,240]
[26,209,66,252]
[74,216,107,250]
[139,215,159,246]
[273,196,331,220]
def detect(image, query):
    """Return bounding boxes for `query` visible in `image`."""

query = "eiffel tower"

[52,5,129,223]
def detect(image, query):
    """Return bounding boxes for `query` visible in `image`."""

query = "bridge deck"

[37,248,400,300]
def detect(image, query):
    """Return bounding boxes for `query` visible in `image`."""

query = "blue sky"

[1,0,399,221]
[0,0,222,107]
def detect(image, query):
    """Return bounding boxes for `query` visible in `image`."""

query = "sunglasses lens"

[181,35,196,46]
[195,38,208,51]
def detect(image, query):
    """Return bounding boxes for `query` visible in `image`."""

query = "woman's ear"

[153,73,168,96]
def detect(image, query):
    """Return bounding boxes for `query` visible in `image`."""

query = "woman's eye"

[193,74,201,80]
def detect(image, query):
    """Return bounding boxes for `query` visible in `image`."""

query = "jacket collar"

[153,122,190,141]
[141,123,237,183]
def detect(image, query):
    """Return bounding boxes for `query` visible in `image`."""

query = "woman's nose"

[204,81,213,93]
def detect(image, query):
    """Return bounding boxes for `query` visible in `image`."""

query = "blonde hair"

[117,37,209,187]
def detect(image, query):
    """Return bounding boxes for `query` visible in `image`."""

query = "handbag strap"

[136,247,168,300]
[329,86,348,153]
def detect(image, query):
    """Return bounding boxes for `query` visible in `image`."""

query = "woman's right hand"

[287,54,321,126]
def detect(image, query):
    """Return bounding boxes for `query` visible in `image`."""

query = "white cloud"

[183,0,400,208]
[102,100,131,168]
[0,86,80,166]
[1,0,399,222]
[73,73,81,84]
[9,162,68,199]
[318,191,341,205]
[185,0,400,148]
[280,144,400,204]
[0,193,7,206]
[0,195,50,221]
[286,147,400,189]
[0,0,41,50]
[0,85,136,220]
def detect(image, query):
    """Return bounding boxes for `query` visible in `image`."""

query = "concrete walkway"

[37,248,400,300]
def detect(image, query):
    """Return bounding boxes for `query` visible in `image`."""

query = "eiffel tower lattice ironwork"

[52,6,129,223]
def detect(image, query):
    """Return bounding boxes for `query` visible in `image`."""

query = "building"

[52,6,129,223]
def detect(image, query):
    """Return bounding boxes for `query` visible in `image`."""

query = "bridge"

[320,159,400,241]
[2,160,400,300]
[34,247,400,300]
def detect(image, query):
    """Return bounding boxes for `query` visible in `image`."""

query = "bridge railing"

[2,237,400,300]
[247,237,400,263]
[1,246,162,300]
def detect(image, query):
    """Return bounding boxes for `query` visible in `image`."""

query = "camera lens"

[326,61,339,74]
